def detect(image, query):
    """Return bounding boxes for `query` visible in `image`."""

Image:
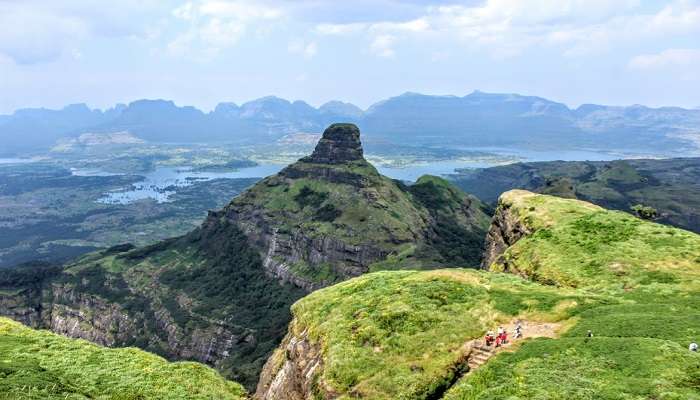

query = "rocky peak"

[306,123,364,164]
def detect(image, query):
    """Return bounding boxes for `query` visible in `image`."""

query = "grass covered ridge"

[489,190,700,290]
[0,317,246,400]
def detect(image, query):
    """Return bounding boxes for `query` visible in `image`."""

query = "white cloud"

[370,35,396,58]
[368,18,430,34]
[310,0,700,59]
[314,18,427,58]
[427,0,694,57]
[168,1,285,57]
[0,0,159,64]
[288,39,317,58]
[629,48,700,69]
[315,23,367,35]
[199,0,283,20]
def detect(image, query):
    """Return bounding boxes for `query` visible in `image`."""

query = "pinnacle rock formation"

[306,123,364,164]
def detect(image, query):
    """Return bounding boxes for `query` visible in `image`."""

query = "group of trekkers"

[482,325,700,353]
[484,322,523,347]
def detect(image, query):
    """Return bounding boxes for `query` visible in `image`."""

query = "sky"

[0,0,699,113]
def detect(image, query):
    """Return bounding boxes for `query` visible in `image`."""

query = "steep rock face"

[481,194,531,269]
[255,323,328,400]
[0,280,250,367]
[46,283,138,347]
[305,123,363,164]
[0,267,259,387]
[260,228,386,291]
[0,287,43,327]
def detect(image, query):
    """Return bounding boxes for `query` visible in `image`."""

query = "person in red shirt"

[485,331,495,346]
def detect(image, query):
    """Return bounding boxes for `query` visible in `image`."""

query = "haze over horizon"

[1,0,699,114]
[3,90,700,116]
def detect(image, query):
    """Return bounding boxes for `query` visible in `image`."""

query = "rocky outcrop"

[261,228,387,291]
[481,194,532,269]
[255,323,330,400]
[305,123,363,164]
[47,283,139,346]
[0,287,43,327]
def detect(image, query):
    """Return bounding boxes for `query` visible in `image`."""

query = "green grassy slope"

[486,190,700,289]
[234,159,429,251]
[0,317,246,400]
[267,190,700,400]
[447,190,700,400]
[285,269,586,399]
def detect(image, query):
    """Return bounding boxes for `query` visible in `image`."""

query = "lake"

[91,164,286,204]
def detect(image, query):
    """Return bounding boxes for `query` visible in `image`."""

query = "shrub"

[631,204,658,220]
[315,203,342,222]
[294,186,328,209]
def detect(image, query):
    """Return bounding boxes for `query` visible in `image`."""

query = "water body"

[92,164,286,204]
[376,147,621,181]
[85,147,623,204]
[377,160,497,182]
[71,168,123,177]
[0,158,37,164]
[467,147,627,163]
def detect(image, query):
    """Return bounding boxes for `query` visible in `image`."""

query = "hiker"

[690,342,698,352]
[514,322,523,339]
[587,330,593,338]
[500,330,508,345]
[485,331,495,346]
[493,326,503,347]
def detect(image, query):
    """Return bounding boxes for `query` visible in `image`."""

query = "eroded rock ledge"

[480,193,532,270]
[255,321,331,400]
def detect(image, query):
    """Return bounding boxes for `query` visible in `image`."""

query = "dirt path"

[463,319,561,372]
[425,319,562,400]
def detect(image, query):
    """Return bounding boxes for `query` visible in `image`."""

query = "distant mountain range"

[2,91,699,155]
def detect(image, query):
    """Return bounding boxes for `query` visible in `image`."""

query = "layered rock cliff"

[255,321,328,400]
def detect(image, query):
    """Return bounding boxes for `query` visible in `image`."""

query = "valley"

[0,130,624,268]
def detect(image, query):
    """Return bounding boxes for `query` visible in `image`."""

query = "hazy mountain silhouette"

[2,91,698,154]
